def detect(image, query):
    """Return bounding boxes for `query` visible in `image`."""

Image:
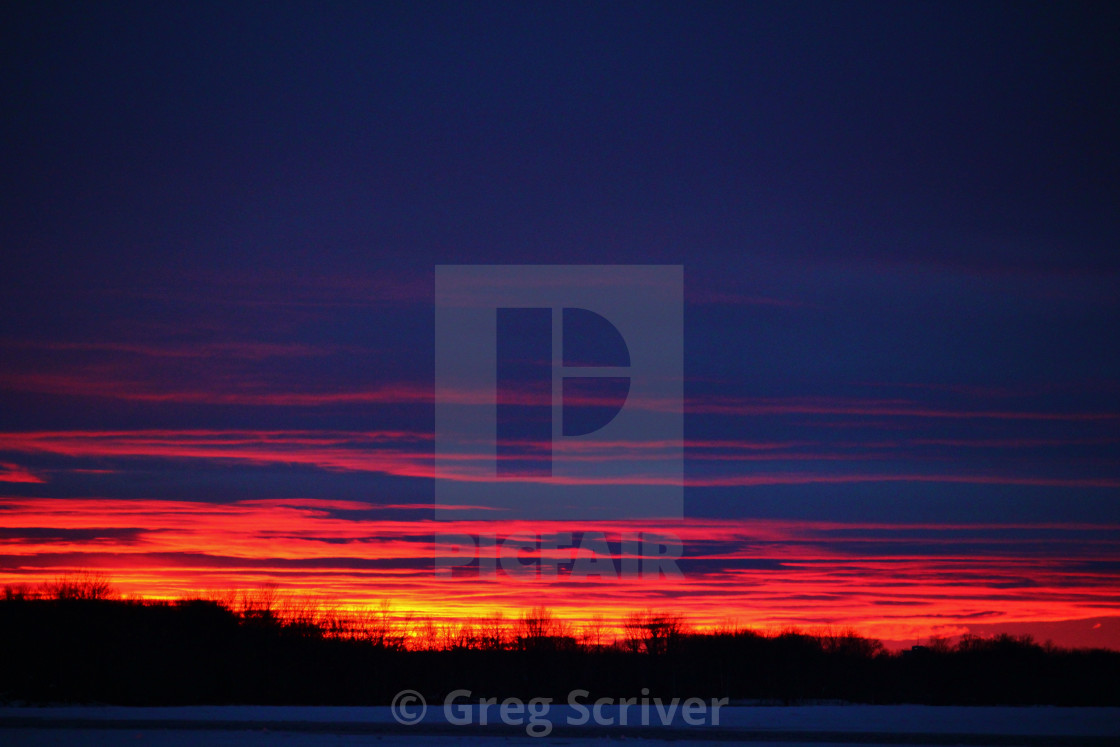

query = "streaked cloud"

[2,497,1117,647]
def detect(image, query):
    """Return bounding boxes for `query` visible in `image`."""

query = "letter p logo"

[436,266,682,520]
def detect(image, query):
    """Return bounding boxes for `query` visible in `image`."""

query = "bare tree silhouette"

[45,571,116,600]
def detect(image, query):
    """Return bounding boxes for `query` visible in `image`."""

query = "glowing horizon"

[3,496,1117,650]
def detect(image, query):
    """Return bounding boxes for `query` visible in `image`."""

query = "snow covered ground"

[2,704,1118,745]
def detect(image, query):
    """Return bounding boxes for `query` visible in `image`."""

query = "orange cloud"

[2,497,1118,648]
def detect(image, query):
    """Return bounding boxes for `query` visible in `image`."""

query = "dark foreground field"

[2,595,1118,707]
[2,705,1120,746]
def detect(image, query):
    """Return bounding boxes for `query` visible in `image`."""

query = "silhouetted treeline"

[1,581,1117,706]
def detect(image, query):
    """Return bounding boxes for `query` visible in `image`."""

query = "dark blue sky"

[2,3,1117,534]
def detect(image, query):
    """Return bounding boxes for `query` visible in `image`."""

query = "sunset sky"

[2,2,1118,649]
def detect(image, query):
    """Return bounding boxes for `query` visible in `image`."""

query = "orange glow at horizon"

[2,497,1118,648]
